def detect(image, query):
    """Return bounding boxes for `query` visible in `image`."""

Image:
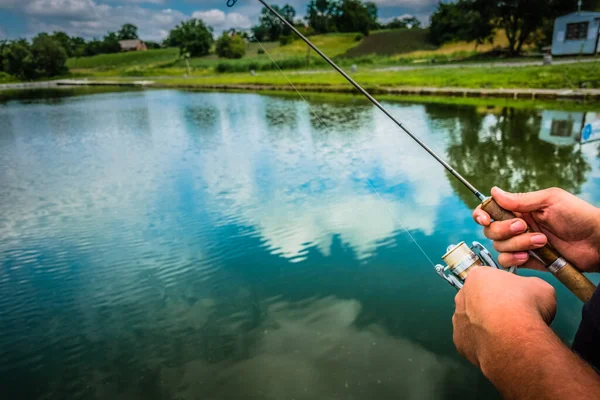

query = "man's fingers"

[483,218,527,240]
[497,252,548,271]
[493,232,548,253]
[473,205,491,226]
[497,252,529,267]
[491,187,559,213]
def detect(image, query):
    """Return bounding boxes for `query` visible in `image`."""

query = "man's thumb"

[491,187,550,213]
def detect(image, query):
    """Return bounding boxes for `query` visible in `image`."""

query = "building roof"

[119,40,144,50]
[557,11,600,20]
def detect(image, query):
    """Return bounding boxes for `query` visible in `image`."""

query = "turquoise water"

[1,89,599,399]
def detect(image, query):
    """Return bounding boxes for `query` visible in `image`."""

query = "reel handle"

[481,197,596,303]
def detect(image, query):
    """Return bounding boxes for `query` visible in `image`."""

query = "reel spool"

[435,242,516,290]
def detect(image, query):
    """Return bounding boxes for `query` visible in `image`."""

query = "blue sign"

[583,124,593,141]
[582,121,600,143]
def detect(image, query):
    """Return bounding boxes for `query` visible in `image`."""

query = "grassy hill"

[64,29,520,78]
[178,33,361,69]
[269,33,362,57]
[66,33,360,71]
[344,29,437,57]
[343,29,513,60]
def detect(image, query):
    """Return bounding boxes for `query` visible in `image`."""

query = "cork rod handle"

[481,197,596,303]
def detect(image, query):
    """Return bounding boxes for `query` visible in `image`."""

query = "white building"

[551,11,600,56]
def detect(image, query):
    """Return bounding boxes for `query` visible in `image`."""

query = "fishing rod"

[229,0,596,303]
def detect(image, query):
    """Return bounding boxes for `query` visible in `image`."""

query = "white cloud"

[27,5,187,41]
[25,0,109,18]
[0,0,187,41]
[192,8,252,34]
[192,9,225,25]
[379,12,431,27]
[151,8,178,25]
[379,13,413,24]
[0,27,5,39]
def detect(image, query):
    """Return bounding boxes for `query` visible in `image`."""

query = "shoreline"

[149,83,600,101]
[2,79,600,101]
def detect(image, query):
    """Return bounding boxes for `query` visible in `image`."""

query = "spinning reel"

[435,242,516,290]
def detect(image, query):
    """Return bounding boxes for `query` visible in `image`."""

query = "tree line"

[251,0,420,42]
[430,0,600,55]
[0,24,157,80]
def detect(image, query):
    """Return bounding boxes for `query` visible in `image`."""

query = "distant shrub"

[2,34,67,80]
[296,26,316,37]
[354,33,364,42]
[279,35,294,46]
[215,62,237,73]
[257,48,265,55]
[145,41,162,50]
[216,60,260,73]
[2,40,36,79]
[120,68,145,76]
[31,34,69,77]
[165,19,213,57]
[0,71,18,83]
[277,57,309,69]
[215,56,326,73]
[216,33,246,59]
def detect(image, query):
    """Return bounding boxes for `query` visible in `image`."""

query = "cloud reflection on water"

[2,91,594,266]
[192,93,455,261]
[155,296,458,400]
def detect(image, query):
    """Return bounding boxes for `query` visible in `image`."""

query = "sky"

[0,0,440,42]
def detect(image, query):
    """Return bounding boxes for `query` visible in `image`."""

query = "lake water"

[1,89,599,399]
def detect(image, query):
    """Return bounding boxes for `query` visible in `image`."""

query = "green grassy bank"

[147,62,600,90]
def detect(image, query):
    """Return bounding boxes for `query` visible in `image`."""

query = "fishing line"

[252,36,436,267]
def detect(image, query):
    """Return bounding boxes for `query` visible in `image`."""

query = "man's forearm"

[479,318,600,399]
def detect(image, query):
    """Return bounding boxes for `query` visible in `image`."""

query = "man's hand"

[453,267,600,400]
[473,187,600,272]
[453,267,556,369]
